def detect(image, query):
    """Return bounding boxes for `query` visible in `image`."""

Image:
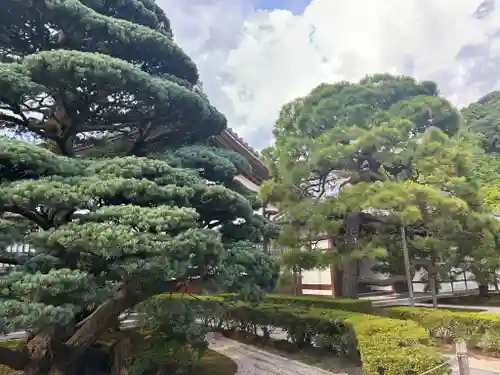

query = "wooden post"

[455,339,470,375]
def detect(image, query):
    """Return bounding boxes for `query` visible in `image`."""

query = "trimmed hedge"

[383,306,500,353]
[263,294,373,313]
[158,294,449,375]
[316,309,448,375]
[217,293,373,313]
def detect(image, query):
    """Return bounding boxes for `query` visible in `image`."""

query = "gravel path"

[208,333,500,375]
[208,334,343,375]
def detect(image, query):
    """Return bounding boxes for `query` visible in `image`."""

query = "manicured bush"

[223,304,355,355]
[158,294,449,375]
[217,293,373,313]
[263,294,373,313]
[383,306,500,353]
[331,311,448,375]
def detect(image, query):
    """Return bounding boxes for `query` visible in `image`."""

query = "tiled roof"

[224,128,260,158]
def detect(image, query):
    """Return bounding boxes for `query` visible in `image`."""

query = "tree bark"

[329,265,336,297]
[66,283,138,353]
[429,275,438,308]
[291,267,298,296]
[0,347,29,371]
[110,337,134,375]
[341,259,359,298]
[333,266,343,298]
[23,329,70,375]
[342,213,361,298]
[0,285,139,375]
[291,267,302,296]
[479,284,489,297]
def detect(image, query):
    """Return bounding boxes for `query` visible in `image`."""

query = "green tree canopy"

[0,2,278,375]
[262,74,494,298]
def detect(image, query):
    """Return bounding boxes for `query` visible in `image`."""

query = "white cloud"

[160,0,500,149]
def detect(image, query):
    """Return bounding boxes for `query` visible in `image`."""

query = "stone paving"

[208,333,343,375]
[209,334,500,375]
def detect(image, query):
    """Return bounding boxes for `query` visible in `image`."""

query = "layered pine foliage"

[0,1,278,374]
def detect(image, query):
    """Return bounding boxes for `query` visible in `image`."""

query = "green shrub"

[218,293,373,313]
[383,306,500,353]
[336,312,448,375]
[224,304,354,354]
[264,294,373,313]
[158,294,449,375]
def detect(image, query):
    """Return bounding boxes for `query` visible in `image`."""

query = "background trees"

[0,1,277,375]
[261,74,500,298]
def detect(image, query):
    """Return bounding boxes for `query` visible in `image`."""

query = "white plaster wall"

[314,239,330,250]
[302,289,333,296]
[301,238,332,286]
[301,268,331,285]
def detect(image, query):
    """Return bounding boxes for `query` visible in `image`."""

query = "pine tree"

[0,1,278,374]
[261,74,496,298]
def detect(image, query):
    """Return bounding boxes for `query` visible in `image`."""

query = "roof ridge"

[225,128,260,157]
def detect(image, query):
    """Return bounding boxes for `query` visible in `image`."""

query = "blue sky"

[160,0,500,150]
[250,0,310,14]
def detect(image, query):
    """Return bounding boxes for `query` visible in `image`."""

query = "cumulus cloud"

[160,0,500,149]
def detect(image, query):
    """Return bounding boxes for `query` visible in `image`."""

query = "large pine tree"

[262,74,499,298]
[0,1,278,375]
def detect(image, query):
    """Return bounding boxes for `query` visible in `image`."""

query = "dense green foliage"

[0,1,278,375]
[383,306,500,354]
[158,294,449,375]
[254,294,372,313]
[206,292,372,312]
[461,93,500,216]
[261,74,500,298]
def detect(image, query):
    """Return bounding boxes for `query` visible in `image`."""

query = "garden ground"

[209,334,345,375]
[189,349,237,375]
[207,334,500,375]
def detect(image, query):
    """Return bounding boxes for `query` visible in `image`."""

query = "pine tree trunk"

[66,282,138,353]
[342,213,361,298]
[0,347,29,371]
[479,284,489,297]
[341,259,359,298]
[295,268,303,296]
[333,267,343,297]
[292,267,298,296]
[329,265,336,297]
[429,275,438,308]
[111,337,134,375]
[0,333,65,375]
[0,283,140,375]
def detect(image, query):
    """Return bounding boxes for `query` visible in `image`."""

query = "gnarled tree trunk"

[0,283,139,375]
[111,337,135,375]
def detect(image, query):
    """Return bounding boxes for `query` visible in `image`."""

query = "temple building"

[212,131,393,297]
